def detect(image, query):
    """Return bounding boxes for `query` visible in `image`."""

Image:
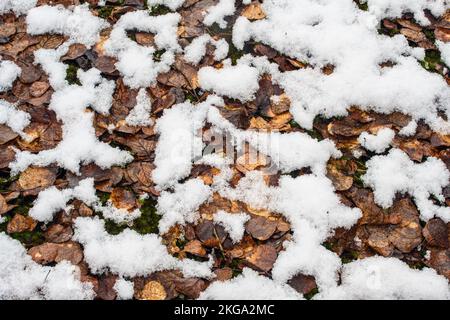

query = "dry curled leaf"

[138,281,167,300]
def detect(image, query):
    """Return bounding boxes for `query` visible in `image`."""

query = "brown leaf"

[435,27,450,42]
[366,226,394,257]
[400,28,427,42]
[110,187,137,211]
[96,274,118,300]
[245,215,278,241]
[242,3,266,20]
[0,125,18,145]
[347,187,386,225]
[114,136,155,159]
[172,276,207,299]
[213,267,233,282]
[423,218,449,248]
[271,94,291,115]
[183,239,207,257]
[388,198,422,253]
[28,241,83,265]
[0,146,16,169]
[427,249,450,279]
[61,43,87,61]
[29,81,49,97]
[195,220,227,248]
[137,281,167,300]
[0,194,8,215]
[44,224,73,243]
[396,19,422,31]
[287,274,317,295]
[430,133,450,147]
[6,214,37,233]
[0,23,16,38]
[327,119,366,137]
[245,244,277,272]
[236,151,268,173]
[17,166,57,196]
[327,164,353,191]
[94,55,118,75]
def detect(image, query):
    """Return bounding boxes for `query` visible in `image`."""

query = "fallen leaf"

[287,274,317,295]
[183,239,207,257]
[17,166,57,195]
[242,3,266,20]
[44,224,73,243]
[423,218,449,248]
[110,187,137,211]
[138,281,167,300]
[28,241,83,265]
[245,215,278,241]
[245,244,277,272]
[7,214,37,233]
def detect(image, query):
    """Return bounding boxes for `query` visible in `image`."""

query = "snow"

[104,11,180,89]
[29,178,141,224]
[0,100,31,139]
[203,0,236,28]
[73,216,213,278]
[363,148,450,222]
[198,63,260,102]
[152,96,222,189]
[0,60,21,92]
[10,68,132,175]
[1,0,449,300]
[398,120,417,137]
[366,0,448,25]
[147,0,185,10]
[358,128,395,153]
[184,34,229,65]
[222,171,361,287]
[0,233,94,300]
[0,0,36,15]
[95,201,142,224]
[113,278,134,300]
[199,268,302,300]
[27,4,108,47]
[29,178,98,223]
[157,178,212,234]
[125,88,153,127]
[318,256,450,300]
[213,210,249,243]
[437,40,450,66]
[232,0,450,133]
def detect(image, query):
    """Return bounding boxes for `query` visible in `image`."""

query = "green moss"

[65,64,80,85]
[420,50,446,72]
[341,250,359,264]
[0,174,18,192]
[304,287,319,300]
[131,198,160,235]
[103,197,161,235]
[229,258,244,277]
[10,230,45,247]
[423,29,436,42]
[354,0,368,11]
[353,159,368,187]
[96,191,110,206]
[149,5,171,16]
[153,49,166,62]
[98,5,114,19]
